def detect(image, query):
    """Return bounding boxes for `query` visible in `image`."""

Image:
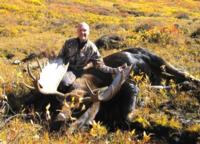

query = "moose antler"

[24,59,85,100]
[68,65,133,132]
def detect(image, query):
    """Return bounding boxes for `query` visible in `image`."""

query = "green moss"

[24,0,44,6]
[0,3,20,12]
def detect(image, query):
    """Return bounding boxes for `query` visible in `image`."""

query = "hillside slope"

[0,0,200,143]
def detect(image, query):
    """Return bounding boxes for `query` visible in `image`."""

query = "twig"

[0,114,27,130]
[3,101,16,115]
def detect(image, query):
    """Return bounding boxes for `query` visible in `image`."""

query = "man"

[58,22,125,86]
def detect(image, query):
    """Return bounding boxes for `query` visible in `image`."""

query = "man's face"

[77,25,89,42]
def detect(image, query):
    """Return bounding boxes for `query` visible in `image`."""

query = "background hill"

[0,0,200,143]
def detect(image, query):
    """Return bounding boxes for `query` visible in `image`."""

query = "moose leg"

[118,80,139,130]
[164,63,200,84]
[122,80,139,122]
[126,80,139,112]
[149,54,200,84]
[146,54,200,89]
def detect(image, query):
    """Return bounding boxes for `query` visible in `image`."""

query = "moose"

[8,47,200,132]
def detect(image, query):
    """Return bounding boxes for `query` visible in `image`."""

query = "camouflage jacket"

[58,37,118,74]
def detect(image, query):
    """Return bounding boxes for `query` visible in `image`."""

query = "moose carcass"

[25,57,134,131]
[14,47,200,131]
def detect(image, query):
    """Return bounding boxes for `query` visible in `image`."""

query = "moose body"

[8,47,199,132]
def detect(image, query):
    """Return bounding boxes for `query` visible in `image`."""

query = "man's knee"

[62,71,76,86]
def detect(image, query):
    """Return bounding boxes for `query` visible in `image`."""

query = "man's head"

[77,22,90,42]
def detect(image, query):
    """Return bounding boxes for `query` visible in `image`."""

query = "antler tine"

[27,63,36,81]
[42,60,45,68]
[36,58,42,72]
[36,81,84,101]
[21,81,35,90]
[79,97,92,103]
[85,80,95,96]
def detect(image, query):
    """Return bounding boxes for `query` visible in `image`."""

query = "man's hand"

[83,62,94,70]
[115,63,128,73]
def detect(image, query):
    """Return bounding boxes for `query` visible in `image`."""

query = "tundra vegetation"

[0,0,200,143]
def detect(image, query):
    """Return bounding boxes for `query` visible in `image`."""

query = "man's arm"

[57,39,73,64]
[89,43,121,74]
[94,60,121,74]
[58,40,69,57]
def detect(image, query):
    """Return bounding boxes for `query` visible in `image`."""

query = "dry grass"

[0,0,200,143]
